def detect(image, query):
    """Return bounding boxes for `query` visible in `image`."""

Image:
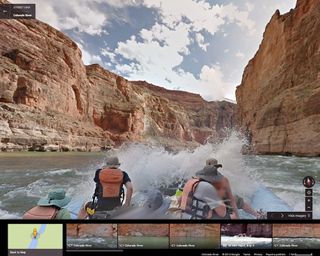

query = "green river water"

[0,140,319,219]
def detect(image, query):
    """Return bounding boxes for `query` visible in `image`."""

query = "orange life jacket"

[180,178,213,219]
[23,206,58,219]
[99,168,124,198]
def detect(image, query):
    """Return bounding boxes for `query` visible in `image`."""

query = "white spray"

[116,132,257,200]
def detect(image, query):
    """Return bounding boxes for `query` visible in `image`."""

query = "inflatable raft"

[67,186,292,219]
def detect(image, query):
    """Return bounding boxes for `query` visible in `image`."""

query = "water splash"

[116,132,257,200]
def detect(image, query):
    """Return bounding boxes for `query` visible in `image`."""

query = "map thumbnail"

[8,224,63,256]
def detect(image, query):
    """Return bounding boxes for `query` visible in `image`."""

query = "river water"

[67,236,118,250]
[0,134,319,219]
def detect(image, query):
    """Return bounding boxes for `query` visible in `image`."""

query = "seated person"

[206,158,239,218]
[214,178,263,219]
[93,156,133,211]
[78,156,133,219]
[180,164,229,219]
[23,188,71,219]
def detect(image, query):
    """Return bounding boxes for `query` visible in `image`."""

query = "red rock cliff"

[170,224,220,238]
[273,224,320,238]
[0,4,235,152]
[118,224,169,237]
[236,0,320,156]
[67,224,117,238]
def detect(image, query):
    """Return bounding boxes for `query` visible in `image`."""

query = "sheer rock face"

[273,224,320,238]
[118,224,169,237]
[0,8,235,152]
[67,224,117,238]
[170,224,220,237]
[236,0,320,156]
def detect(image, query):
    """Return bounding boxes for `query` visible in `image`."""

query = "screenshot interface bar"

[2,222,320,255]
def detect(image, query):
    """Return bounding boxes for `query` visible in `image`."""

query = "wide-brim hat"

[206,158,221,167]
[37,188,71,208]
[196,165,224,183]
[106,156,121,167]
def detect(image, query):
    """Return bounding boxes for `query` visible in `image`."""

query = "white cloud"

[101,47,116,62]
[224,49,230,53]
[138,22,191,55]
[236,51,245,59]
[115,22,191,72]
[246,2,254,12]
[109,0,256,100]
[274,1,297,14]
[113,25,229,100]
[143,0,255,35]
[102,0,141,8]
[219,3,256,34]
[77,42,102,65]
[195,33,209,51]
[90,55,103,64]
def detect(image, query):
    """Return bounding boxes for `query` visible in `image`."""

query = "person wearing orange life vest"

[93,156,133,211]
[180,163,230,219]
[206,158,263,219]
[206,158,239,219]
[23,188,71,219]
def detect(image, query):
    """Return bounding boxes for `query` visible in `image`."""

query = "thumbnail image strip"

[273,224,320,249]
[221,224,272,249]
[118,224,169,249]
[169,224,220,249]
[66,224,117,250]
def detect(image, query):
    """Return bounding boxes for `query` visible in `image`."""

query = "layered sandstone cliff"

[170,224,220,238]
[67,224,117,238]
[0,3,235,152]
[236,0,320,156]
[118,224,169,237]
[273,224,320,238]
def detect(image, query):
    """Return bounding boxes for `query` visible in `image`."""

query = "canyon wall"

[118,224,169,237]
[67,224,117,238]
[0,1,235,152]
[236,0,320,156]
[273,224,320,238]
[170,224,220,238]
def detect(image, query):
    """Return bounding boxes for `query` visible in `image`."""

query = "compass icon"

[303,176,315,188]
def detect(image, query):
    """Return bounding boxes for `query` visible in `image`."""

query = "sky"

[12,0,296,101]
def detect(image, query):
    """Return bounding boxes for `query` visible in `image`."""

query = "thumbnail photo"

[170,224,220,249]
[118,224,169,249]
[273,224,320,249]
[66,224,117,250]
[8,224,63,256]
[221,224,272,249]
